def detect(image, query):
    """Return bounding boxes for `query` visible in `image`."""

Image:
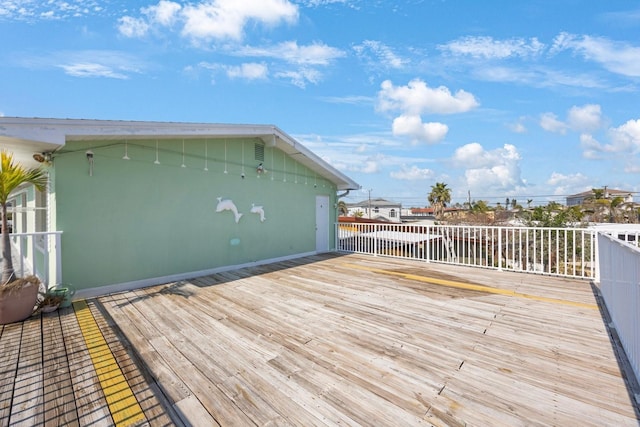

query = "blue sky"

[1,1,639,207]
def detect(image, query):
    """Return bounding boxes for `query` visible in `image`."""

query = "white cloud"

[236,41,345,65]
[578,118,640,159]
[624,164,640,173]
[300,0,355,6]
[473,65,605,89]
[226,62,268,80]
[439,36,545,59]
[319,95,373,105]
[607,119,640,153]
[508,122,527,133]
[580,133,602,159]
[229,41,344,87]
[58,63,129,79]
[546,172,590,196]
[361,159,380,174]
[118,16,150,38]
[453,142,490,168]
[182,0,298,41]
[567,104,602,132]
[0,0,104,21]
[191,40,342,87]
[49,50,146,79]
[452,143,525,193]
[144,0,182,26]
[353,40,408,69]
[391,114,448,144]
[390,165,435,180]
[551,32,640,77]
[376,79,476,143]
[274,68,322,88]
[541,104,603,135]
[539,112,567,134]
[119,0,299,43]
[378,79,479,115]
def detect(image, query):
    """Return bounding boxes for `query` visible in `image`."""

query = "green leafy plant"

[1,150,48,283]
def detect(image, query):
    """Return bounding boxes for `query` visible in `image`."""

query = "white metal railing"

[336,223,640,280]
[6,231,62,288]
[597,233,640,386]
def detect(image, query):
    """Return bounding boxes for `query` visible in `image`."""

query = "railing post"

[55,231,62,285]
[373,224,378,256]
[594,230,600,283]
[425,226,430,263]
[497,227,503,271]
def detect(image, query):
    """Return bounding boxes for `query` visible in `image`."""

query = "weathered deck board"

[86,299,174,427]
[42,311,79,426]
[0,322,23,425]
[0,297,177,426]
[99,253,640,426]
[99,293,201,425]
[60,307,114,426]
[11,313,44,426]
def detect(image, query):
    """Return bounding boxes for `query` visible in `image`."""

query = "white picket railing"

[6,231,63,288]
[597,233,640,386]
[337,223,604,279]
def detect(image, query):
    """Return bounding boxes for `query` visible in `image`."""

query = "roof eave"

[0,117,360,191]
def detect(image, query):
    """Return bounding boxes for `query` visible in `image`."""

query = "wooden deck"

[2,253,639,426]
[0,301,175,426]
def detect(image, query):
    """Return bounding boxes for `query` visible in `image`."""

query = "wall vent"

[254,142,265,161]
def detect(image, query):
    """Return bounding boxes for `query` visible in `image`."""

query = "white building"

[566,188,634,206]
[347,198,402,222]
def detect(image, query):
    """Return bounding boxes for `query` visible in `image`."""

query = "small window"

[390,209,396,218]
[373,207,379,213]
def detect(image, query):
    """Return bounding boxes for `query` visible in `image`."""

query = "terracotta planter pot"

[0,280,39,324]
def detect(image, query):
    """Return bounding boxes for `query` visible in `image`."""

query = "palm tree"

[337,200,348,216]
[471,200,490,213]
[609,196,624,223]
[1,150,47,283]
[428,182,451,219]
[591,188,605,200]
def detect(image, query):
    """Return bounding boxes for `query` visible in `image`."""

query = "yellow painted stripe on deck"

[343,263,598,310]
[73,300,146,426]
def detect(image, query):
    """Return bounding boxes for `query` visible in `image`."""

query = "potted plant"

[0,150,48,324]
[37,289,66,313]
[48,284,75,308]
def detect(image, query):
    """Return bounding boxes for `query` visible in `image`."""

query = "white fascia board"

[271,127,360,191]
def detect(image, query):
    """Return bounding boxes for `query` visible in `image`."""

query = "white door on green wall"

[315,195,330,253]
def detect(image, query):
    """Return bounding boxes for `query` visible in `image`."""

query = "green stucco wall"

[53,138,337,290]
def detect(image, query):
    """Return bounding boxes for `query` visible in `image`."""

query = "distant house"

[347,198,401,223]
[404,206,467,222]
[1,117,359,298]
[409,207,435,217]
[566,189,634,206]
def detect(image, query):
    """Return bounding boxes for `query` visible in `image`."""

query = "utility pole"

[367,189,372,219]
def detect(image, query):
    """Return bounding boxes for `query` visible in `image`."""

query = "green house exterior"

[1,118,359,298]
